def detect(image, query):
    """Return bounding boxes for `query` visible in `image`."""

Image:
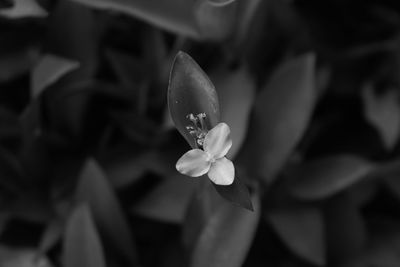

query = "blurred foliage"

[1,0,400,266]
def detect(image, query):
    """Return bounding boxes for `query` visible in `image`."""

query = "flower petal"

[176,149,211,177]
[207,157,235,185]
[204,122,232,159]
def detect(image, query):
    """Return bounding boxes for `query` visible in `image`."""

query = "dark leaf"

[183,179,260,267]
[362,84,400,151]
[0,0,47,18]
[267,207,325,266]
[76,159,139,266]
[131,174,198,224]
[207,0,236,7]
[0,0,13,9]
[212,176,253,211]
[168,51,220,149]
[31,54,80,98]
[63,203,106,267]
[288,155,373,200]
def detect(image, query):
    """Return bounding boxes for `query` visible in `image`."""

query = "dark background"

[1,0,400,266]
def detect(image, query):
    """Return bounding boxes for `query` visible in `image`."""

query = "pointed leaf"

[76,159,138,266]
[31,54,80,98]
[212,176,253,211]
[168,51,220,149]
[0,0,47,18]
[63,204,106,267]
[183,180,260,267]
[289,155,373,200]
[267,207,325,266]
[241,53,316,183]
[362,84,400,150]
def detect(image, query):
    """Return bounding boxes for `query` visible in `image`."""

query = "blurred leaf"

[105,150,158,188]
[131,174,198,224]
[241,53,316,184]
[325,193,367,262]
[207,0,236,7]
[70,0,236,40]
[211,65,256,159]
[31,54,80,98]
[39,219,63,253]
[194,1,237,40]
[267,207,325,266]
[339,224,400,267]
[0,48,39,83]
[288,155,373,200]
[168,51,220,149]
[46,0,100,80]
[76,159,138,266]
[362,84,400,151]
[70,0,198,37]
[0,246,53,267]
[63,203,106,267]
[0,0,47,18]
[183,180,260,267]
[0,0,14,8]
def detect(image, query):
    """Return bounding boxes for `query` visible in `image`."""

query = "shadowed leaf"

[0,0,47,18]
[31,54,80,98]
[131,174,198,224]
[288,155,373,200]
[76,159,138,266]
[362,84,400,151]
[63,204,106,267]
[183,179,259,267]
[267,207,325,266]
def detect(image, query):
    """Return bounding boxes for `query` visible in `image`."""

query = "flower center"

[185,113,208,148]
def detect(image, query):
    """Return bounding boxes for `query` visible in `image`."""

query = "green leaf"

[0,0,47,18]
[63,204,106,267]
[76,159,138,266]
[183,180,260,267]
[131,174,198,224]
[266,207,325,266]
[31,54,80,98]
[241,53,317,184]
[211,66,256,159]
[362,84,400,151]
[288,155,373,200]
[168,51,220,149]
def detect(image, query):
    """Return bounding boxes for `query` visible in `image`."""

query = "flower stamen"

[185,113,208,148]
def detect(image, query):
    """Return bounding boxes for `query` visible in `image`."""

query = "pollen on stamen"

[185,113,209,148]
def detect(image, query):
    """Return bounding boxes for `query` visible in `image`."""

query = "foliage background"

[1,0,400,266]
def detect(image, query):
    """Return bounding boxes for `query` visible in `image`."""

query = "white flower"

[176,122,234,185]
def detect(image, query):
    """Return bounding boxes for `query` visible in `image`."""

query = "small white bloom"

[176,122,234,185]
